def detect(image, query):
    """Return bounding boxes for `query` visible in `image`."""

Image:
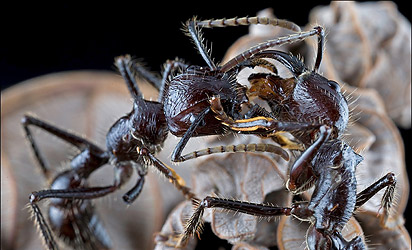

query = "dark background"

[1,1,410,249]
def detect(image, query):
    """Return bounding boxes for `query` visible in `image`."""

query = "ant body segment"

[24,56,193,249]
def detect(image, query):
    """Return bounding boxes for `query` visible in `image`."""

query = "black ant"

[155,16,329,163]
[24,55,194,249]
[174,16,397,249]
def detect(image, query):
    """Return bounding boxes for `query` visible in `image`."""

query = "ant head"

[259,50,349,136]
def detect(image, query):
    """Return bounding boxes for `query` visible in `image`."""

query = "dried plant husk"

[1,71,191,250]
[277,216,365,250]
[188,141,292,247]
[308,1,411,128]
[355,211,411,250]
[154,201,197,250]
[346,85,409,220]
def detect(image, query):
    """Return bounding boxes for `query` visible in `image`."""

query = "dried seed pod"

[344,84,409,222]
[190,147,291,247]
[309,1,411,128]
[357,211,411,250]
[154,201,197,250]
[277,216,365,250]
[232,241,269,250]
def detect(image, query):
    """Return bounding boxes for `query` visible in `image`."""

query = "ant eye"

[327,80,341,92]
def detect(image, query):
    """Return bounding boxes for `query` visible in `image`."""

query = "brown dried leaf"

[345,87,409,221]
[277,216,365,250]
[309,1,411,128]
[231,241,269,250]
[154,201,197,250]
[356,211,411,250]
[192,152,291,246]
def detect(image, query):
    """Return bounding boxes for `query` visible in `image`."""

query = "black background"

[1,1,411,248]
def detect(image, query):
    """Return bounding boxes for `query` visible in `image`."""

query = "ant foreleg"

[355,172,397,227]
[287,125,332,193]
[122,168,146,204]
[28,184,122,250]
[21,115,108,179]
[171,107,211,162]
[115,55,145,100]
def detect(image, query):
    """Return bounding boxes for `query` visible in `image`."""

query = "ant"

[154,16,330,163]
[173,16,397,249]
[23,55,194,249]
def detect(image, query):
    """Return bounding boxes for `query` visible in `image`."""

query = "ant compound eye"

[327,80,341,92]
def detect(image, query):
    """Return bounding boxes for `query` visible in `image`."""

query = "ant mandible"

[23,55,194,249]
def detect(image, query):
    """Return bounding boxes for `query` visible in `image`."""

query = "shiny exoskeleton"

[178,17,397,250]
[156,17,323,163]
[24,55,193,250]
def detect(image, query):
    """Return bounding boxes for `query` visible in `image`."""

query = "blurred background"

[1,1,408,89]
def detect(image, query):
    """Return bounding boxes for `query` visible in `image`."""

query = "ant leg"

[187,16,301,71]
[137,147,196,200]
[29,184,123,204]
[287,125,332,193]
[115,55,145,100]
[29,203,58,250]
[28,178,129,250]
[171,107,211,162]
[186,20,216,70]
[21,115,107,179]
[122,169,145,204]
[210,96,306,151]
[116,55,188,102]
[355,172,397,226]
[178,196,303,247]
[159,59,188,101]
